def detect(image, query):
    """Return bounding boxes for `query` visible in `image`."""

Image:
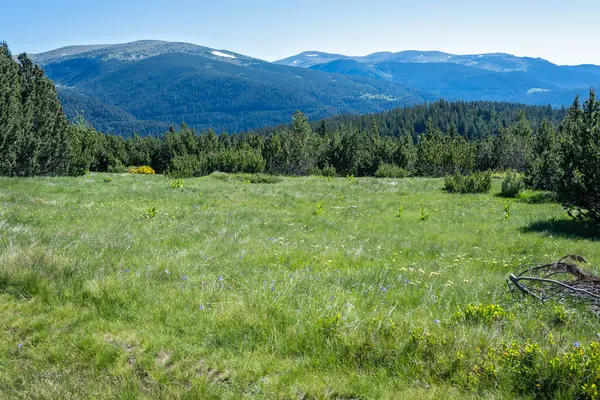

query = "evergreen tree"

[555,91,600,222]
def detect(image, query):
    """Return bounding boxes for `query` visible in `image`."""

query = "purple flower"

[218,276,223,281]
[434,319,440,324]
[18,343,22,348]
[329,296,334,301]
[124,268,130,273]
[405,279,410,283]
[381,286,388,293]
[574,342,581,349]
[199,305,204,311]
[181,276,187,281]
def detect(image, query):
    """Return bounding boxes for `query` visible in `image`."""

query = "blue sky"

[2,0,600,65]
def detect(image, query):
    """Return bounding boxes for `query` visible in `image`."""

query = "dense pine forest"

[1,42,598,221]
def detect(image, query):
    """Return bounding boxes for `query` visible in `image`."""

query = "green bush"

[375,163,408,178]
[308,163,337,177]
[556,91,600,222]
[501,170,524,198]
[444,171,491,194]
[321,164,337,177]
[168,155,202,178]
[106,159,128,173]
[171,178,184,189]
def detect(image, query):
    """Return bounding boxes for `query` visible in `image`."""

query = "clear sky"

[2,0,600,65]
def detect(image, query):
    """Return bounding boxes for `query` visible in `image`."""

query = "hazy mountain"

[277,50,600,106]
[31,40,430,135]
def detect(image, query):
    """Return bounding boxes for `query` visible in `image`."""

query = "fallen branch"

[508,255,600,313]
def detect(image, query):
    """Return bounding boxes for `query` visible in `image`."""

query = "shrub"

[129,166,155,175]
[375,163,408,178]
[555,91,600,222]
[321,164,337,178]
[454,304,513,324]
[168,155,202,178]
[444,171,491,194]
[144,207,157,220]
[107,160,128,173]
[419,207,429,221]
[501,170,524,198]
[313,203,324,216]
[171,179,184,189]
[308,164,337,177]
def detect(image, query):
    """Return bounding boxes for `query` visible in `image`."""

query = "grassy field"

[1,173,600,399]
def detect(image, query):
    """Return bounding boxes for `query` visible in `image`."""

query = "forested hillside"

[31,41,430,135]
[257,100,566,140]
[30,40,599,136]
[279,50,600,108]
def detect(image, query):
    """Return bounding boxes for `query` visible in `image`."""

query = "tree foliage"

[554,91,600,222]
[0,43,70,176]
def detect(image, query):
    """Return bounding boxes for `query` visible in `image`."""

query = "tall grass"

[0,174,598,398]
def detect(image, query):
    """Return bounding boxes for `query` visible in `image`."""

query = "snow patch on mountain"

[527,88,551,94]
[211,50,236,59]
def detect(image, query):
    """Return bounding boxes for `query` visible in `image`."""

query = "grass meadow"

[1,173,600,399]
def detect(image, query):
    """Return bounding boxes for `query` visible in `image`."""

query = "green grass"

[1,173,599,399]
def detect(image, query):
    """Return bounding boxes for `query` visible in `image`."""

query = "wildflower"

[405,279,410,283]
[181,276,187,281]
[381,286,388,293]
[329,296,334,301]
[218,276,223,281]
[434,319,440,324]
[164,269,170,275]
[199,305,204,311]
[124,268,130,273]
[18,343,22,348]
[574,342,581,349]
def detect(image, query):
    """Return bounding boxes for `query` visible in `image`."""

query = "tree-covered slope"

[279,50,600,107]
[32,41,431,135]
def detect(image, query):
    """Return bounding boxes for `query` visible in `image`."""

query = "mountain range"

[30,41,429,135]
[276,50,600,106]
[29,40,600,135]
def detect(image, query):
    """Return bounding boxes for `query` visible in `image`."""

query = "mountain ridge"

[30,40,431,135]
[26,40,600,136]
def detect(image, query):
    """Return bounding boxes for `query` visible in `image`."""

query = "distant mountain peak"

[31,40,263,68]
[275,49,568,73]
